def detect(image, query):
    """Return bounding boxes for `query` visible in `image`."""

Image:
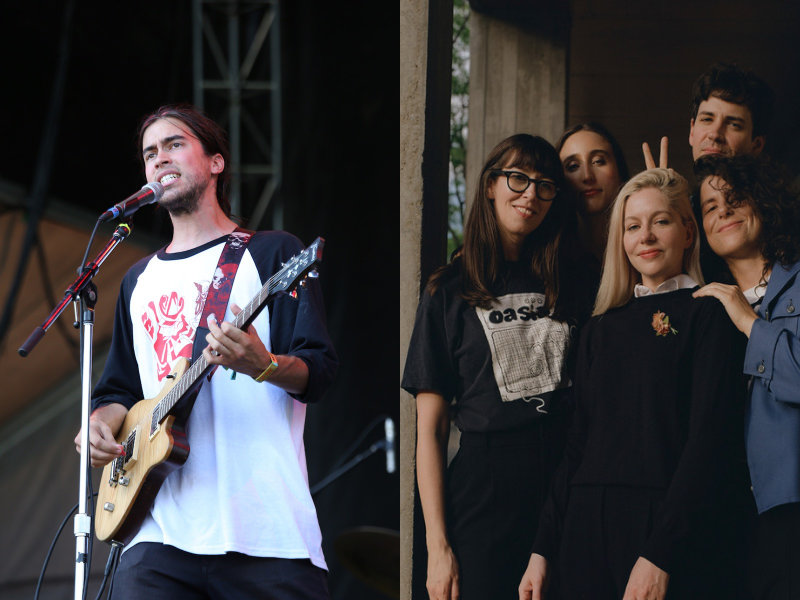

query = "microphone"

[98,182,164,222]
[384,417,396,474]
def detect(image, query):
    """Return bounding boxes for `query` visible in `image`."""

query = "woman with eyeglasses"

[557,122,630,262]
[402,134,596,599]
[519,168,751,600]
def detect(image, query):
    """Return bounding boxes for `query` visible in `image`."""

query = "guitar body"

[95,358,193,543]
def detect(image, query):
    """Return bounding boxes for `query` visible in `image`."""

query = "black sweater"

[532,289,748,572]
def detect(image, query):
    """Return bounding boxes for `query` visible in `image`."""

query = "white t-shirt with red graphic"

[93,230,338,569]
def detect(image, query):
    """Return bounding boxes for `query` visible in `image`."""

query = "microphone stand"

[19,222,132,600]
[309,439,390,496]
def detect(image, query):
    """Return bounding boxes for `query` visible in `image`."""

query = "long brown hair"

[429,133,579,318]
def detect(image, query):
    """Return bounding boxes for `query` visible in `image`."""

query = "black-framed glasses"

[491,170,559,200]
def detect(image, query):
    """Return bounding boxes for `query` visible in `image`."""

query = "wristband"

[254,352,279,382]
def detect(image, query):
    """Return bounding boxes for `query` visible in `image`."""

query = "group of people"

[403,62,800,600]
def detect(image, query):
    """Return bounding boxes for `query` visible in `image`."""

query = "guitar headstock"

[272,237,325,295]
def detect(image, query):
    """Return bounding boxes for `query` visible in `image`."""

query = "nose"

[707,120,725,141]
[580,164,595,183]
[641,224,656,243]
[154,148,171,169]
[522,182,537,200]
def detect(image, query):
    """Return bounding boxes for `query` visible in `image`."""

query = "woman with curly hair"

[402,134,596,599]
[693,154,800,600]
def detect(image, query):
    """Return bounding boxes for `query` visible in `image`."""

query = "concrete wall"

[466,10,569,210]
[399,0,426,595]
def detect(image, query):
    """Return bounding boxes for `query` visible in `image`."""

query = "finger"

[642,142,656,170]
[659,136,669,168]
[230,302,242,316]
[203,345,224,365]
[451,578,459,600]
[206,317,238,353]
[206,313,224,337]
[204,333,226,356]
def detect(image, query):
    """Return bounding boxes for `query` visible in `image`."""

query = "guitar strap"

[169,228,253,423]
[190,227,254,364]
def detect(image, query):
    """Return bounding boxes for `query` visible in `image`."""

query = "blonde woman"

[519,169,751,600]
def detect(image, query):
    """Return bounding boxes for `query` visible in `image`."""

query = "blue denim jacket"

[744,260,800,514]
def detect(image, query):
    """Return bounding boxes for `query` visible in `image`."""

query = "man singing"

[75,104,338,599]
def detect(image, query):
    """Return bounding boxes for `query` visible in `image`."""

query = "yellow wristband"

[254,352,279,382]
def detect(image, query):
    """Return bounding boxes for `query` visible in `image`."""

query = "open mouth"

[159,173,181,186]
[514,205,534,217]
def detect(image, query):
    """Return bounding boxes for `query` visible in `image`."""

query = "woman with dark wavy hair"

[556,122,630,261]
[402,134,595,599]
[693,154,800,600]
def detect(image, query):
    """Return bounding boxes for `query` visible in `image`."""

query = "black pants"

[749,502,800,600]
[446,417,567,600]
[557,486,751,600]
[110,542,330,600]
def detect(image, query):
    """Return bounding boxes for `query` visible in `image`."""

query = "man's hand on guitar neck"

[74,403,129,467]
[203,303,310,395]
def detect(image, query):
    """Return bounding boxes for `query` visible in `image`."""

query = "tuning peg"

[290,289,298,299]
[308,269,319,279]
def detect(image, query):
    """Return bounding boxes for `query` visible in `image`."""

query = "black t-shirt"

[402,261,580,432]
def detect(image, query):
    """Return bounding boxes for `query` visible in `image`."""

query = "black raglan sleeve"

[91,257,152,412]
[248,231,338,404]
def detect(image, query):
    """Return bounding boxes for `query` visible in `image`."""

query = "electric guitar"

[94,237,325,543]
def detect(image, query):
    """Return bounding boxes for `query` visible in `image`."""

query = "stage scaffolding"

[192,0,282,229]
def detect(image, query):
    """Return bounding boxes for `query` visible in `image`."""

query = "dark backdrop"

[0,2,398,599]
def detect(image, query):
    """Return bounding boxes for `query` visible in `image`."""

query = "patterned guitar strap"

[174,228,254,420]
[191,226,254,363]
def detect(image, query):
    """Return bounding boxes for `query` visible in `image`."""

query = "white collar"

[742,274,770,305]
[634,274,699,298]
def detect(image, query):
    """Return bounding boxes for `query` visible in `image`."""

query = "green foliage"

[448,0,469,258]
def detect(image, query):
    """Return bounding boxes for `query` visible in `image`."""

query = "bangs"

[502,146,561,182]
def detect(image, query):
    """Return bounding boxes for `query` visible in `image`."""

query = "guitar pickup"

[122,430,139,467]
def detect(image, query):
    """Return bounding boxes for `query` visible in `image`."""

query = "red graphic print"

[141,290,197,380]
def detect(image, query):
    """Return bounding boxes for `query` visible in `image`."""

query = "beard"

[160,178,205,216]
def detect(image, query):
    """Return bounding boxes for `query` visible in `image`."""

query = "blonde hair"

[593,168,703,315]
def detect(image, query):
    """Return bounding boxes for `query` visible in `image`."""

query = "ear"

[210,154,224,175]
[751,135,766,155]
[684,219,695,249]
[688,118,696,147]
[487,178,496,201]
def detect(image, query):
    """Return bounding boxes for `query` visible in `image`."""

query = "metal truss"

[192,0,282,228]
